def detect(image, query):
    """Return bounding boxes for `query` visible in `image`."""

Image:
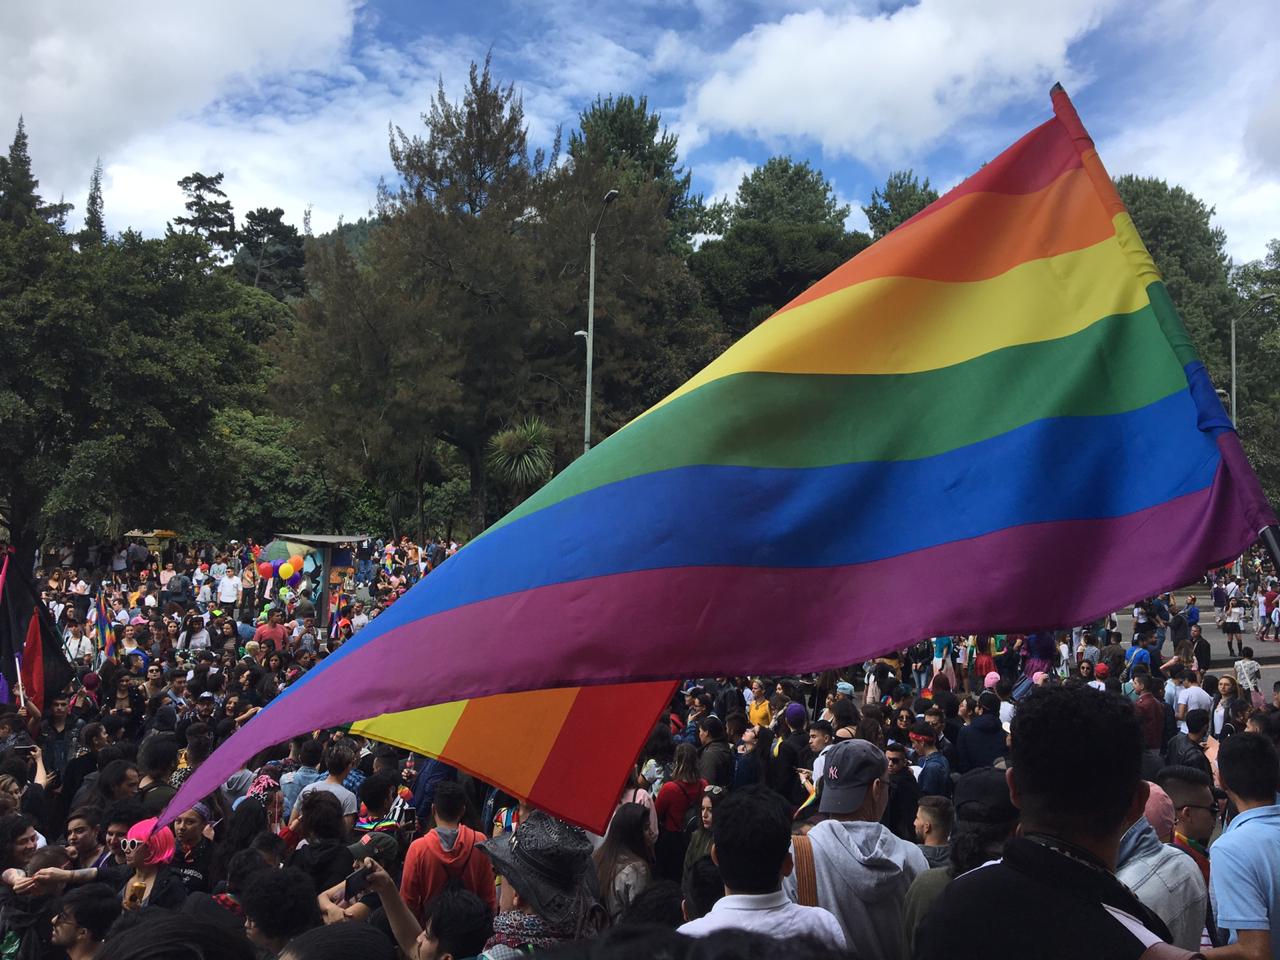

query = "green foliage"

[0,117,40,226]
[731,157,850,228]
[173,171,237,255]
[862,169,938,239]
[487,417,555,491]
[206,408,334,537]
[233,207,305,301]
[82,158,105,246]
[690,220,869,340]
[1117,175,1235,381]
[569,94,708,249]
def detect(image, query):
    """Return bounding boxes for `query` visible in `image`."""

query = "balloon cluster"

[256,553,308,588]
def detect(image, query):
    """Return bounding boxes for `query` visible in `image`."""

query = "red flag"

[20,613,44,711]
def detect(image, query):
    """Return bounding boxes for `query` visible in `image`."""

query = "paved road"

[1105,587,1279,670]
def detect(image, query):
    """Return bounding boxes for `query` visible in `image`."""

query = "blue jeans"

[356,559,373,584]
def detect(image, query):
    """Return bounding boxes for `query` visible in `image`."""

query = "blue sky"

[3,0,1278,259]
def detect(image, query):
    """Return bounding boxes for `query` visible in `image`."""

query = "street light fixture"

[1231,291,1277,431]
[582,188,619,454]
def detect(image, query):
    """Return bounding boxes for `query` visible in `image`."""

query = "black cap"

[953,768,1018,824]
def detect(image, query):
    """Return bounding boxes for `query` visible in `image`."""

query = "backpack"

[441,840,474,893]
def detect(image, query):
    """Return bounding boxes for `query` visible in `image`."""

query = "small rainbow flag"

[161,86,1276,833]
[95,589,115,660]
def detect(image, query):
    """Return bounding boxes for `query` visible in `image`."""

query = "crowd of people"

[0,536,1278,959]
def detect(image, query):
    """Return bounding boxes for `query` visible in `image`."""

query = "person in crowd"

[1166,708,1213,776]
[478,810,604,956]
[902,767,1020,957]
[808,719,835,781]
[955,690,1007,772]
[880,740,921,842]
[784,739,926,958]
[285,790,354,893]
[683,785,721,888]
[654,743,704,882]
[593,801,654,923]
[1131,672,1167,779]
[678,785,844,948]
[367,854,493,960]
[914,796,953,869]
[401,780,496,920]
[281,737,325,818]
[241,866,321,956]
[1115,781,1207,951]
[1206,732,1280,959]
[696,716,734,789]
[51,882,122,960]
[909,720,950,797]
[170,802,215,894]
[747,680,772,728]
[1175,670,1214,732]
[915,685,1175,958]
[120,817,187,910]
[295,741,358,830]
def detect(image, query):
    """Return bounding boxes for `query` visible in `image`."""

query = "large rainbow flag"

[161,86,1276,833]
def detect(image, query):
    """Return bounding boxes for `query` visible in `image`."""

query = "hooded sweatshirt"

[401,824,497,919]
[782,818,927,960]
[1116,818,1206,952]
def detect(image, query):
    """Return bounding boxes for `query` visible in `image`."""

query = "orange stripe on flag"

[441,686,581,798]
[780,166,1115,312]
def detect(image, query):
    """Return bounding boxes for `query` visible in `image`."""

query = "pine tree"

[0,117,41,226]
[173,171,236,255]
[82,158,105,245]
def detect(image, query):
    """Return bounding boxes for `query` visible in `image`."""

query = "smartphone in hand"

[342,865,373,902]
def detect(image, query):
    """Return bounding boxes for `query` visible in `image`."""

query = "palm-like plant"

[486,417,555,491]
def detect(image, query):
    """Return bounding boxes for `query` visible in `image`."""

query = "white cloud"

[0,1,359,214]
[684,0,1111,166]
[1092,0,1280,263]
[700,155,756,204]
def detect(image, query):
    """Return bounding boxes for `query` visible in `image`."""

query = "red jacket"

[400,825,496,919]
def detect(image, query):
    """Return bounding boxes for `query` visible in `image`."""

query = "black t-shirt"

[915,836,1171,960]
[173,838,215,894]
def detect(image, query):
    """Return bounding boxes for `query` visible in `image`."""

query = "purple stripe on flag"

[160,433,1266,827]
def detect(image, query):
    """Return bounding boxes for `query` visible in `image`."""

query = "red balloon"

[257,561,273,579]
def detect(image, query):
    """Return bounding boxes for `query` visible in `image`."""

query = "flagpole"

[1260,525,1280,576]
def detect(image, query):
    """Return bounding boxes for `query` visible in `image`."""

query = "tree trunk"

[467,447,487,534]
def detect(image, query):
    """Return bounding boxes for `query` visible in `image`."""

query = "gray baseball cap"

[818,739,887,815]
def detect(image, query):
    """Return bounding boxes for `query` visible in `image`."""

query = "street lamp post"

[1231,292,1277,431]
[582,189,619,455]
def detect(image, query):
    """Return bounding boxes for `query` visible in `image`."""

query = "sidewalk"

[1107,591,1280,670]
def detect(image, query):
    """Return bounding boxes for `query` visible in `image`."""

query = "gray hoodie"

[783,819,928,960]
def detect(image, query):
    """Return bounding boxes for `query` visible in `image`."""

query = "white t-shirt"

[297,779,358,816]
[1176,684,1213,732]
[217,575,242,604]
[999,701,1016,726]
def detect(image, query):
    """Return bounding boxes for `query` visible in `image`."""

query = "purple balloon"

[288,573,302,587]
[272,559,284,573]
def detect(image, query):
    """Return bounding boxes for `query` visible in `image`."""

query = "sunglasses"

[704,785,725,796]
[1183,802,1219,816]
[119,837,146,854]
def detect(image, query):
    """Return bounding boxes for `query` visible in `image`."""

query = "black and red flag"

[0,549,75,711]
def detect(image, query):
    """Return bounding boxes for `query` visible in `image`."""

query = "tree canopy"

[4,77,1278,549]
